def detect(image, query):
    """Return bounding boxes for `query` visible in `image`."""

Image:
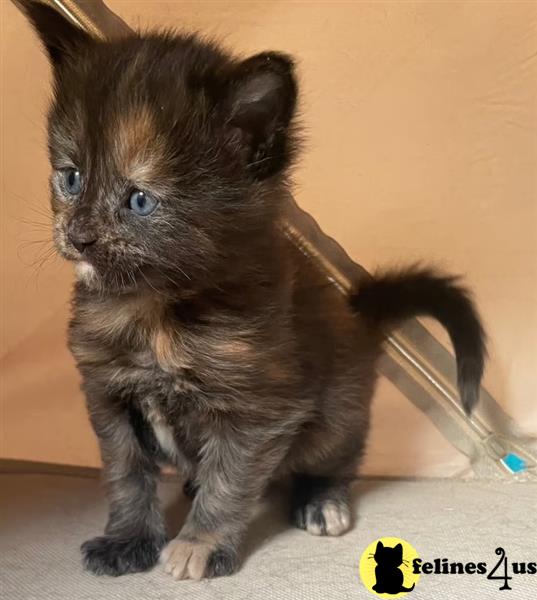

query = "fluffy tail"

[350,266,486,414]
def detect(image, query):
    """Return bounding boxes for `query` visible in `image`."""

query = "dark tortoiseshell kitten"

[24,3,486,581]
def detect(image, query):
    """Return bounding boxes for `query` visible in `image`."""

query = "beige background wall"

[1,1,536,476]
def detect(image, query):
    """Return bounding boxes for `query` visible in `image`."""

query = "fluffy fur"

[24,1,486,581]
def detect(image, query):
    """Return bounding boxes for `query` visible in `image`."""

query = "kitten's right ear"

[376,541,384,551]
[20,1,92,67]
[224,51,298,179]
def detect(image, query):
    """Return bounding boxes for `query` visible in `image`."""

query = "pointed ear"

[395,543,403,556]
[376,541,384,551]
[225,51,297,179]
[20,1,92,67]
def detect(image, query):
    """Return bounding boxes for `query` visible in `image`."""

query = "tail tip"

[458,358,484,415]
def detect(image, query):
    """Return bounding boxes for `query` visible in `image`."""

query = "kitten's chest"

[71,292,193,375]
[71,293,207,461]
[71,289,258,420]
[70,293,205,420]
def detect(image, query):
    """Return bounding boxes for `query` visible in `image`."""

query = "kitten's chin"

[74,261,99,287]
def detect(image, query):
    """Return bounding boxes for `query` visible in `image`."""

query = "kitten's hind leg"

[291,474,352,536]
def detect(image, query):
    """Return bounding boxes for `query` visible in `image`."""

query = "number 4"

[487,547,513,591]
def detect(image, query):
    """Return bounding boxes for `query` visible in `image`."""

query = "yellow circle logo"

[359,537,420,597]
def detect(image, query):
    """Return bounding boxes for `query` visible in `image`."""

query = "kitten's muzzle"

[67,223,98,254]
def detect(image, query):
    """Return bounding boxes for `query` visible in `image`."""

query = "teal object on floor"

[501,453,527,474]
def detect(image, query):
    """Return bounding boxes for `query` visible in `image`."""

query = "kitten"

[24,2,486,581]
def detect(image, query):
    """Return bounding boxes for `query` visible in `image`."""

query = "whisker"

[151,265,183,289]
[24,245,59,289]
[158,257,191,282]
[246,155,274,168]
[20,241,56,268]
[138,267,165,297]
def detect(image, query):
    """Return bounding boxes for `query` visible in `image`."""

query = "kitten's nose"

[68,231,97,253]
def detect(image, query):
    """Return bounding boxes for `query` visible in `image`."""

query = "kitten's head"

[24,2,298,293]
[374,542,404,567]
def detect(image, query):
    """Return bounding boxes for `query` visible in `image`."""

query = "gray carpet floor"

[1,473,535,599]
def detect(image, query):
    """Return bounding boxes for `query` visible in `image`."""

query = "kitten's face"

[47,39,243,292]
[27,5,297,293]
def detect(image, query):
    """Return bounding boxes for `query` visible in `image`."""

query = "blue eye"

[63,168,82,196]
[129,190,158,216]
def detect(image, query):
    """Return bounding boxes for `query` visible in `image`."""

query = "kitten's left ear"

[20,1,92,68]
[225,52,298,180]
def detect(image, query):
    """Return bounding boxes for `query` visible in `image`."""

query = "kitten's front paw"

[160,537,238,580]
[81,534,165,576]
[293,499,351,537]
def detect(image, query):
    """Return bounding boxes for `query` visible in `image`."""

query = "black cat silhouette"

[372,541,415,594]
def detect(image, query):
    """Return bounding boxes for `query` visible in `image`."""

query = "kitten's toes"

[292,499,351,536]
[205,545,239,578]
[160,538,238,580]
[81,534,165,576]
